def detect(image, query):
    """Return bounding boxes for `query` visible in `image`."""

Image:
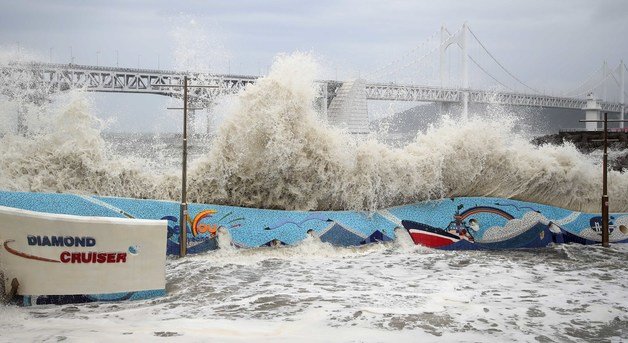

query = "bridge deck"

[0,62,622,112]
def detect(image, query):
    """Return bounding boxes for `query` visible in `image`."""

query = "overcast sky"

[1,0,627,132]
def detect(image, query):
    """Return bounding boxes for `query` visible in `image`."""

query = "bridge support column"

[16,105,27,136]
[440,102,452,115]
[461,92,469,120]
[439,25,447,89]
[327,79,369,134]
[461,22,469,121]
[316,82,329,120]
[582,93,601,131]
[206,111,213,135]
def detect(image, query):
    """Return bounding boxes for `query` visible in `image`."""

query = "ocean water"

[1,52,627,342]
[1,239,627,342]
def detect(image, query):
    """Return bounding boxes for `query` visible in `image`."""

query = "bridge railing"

[1,62,624,112]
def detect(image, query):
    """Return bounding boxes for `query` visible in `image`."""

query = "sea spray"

[185,52,628,212]
[0,52,627,212]
[0,92,159,197]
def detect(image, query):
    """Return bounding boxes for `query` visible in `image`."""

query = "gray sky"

[1,0,627,132]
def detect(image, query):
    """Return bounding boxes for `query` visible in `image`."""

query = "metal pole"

[179,76,189,257]
[601,112,609,247]
[621,60,625,130]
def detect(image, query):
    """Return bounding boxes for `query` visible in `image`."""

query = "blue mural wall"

[0,191,627,253]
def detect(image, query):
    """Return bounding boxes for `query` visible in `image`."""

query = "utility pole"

[180,76,189,257]
[580,113,628,247]
[155,78,218,257]
[621,60,625,129]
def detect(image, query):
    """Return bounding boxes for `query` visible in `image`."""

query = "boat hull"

[402,220,460,248]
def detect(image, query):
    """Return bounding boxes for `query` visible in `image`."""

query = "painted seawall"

[0,191,627,254]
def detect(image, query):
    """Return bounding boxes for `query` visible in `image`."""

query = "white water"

[1,241,627,342]
[1,52,627,212]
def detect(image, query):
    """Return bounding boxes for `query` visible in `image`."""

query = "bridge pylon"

[16,105,27,136]
[439,23,469,120]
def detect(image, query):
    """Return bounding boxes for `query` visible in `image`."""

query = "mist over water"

[1,52,627,212]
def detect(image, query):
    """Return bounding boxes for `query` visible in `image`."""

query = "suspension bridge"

[1,23,626,134]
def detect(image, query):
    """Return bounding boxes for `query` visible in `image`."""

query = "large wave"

[0,52,626,212]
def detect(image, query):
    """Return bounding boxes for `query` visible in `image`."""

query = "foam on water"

[1,243,626,341]
[0,52,627,213]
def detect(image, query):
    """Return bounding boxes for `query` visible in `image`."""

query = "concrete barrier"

[0,205,166,305]
[0,191,626,255]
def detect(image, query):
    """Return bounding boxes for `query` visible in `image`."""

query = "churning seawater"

[1,240,627,342]
[0,53,627,342]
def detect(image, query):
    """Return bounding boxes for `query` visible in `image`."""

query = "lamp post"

[180,76,189,257]
[155,78,218,257]
[580,112,628,247]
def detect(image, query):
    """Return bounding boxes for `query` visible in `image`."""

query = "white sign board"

[0,205,166,296]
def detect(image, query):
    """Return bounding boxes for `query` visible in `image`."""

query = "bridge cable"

[570,69,617,98]
[561,63,606,97]
[466,26,541,94]
[608,71,628,100]
[366,30,439,80]
[468,55,515,91]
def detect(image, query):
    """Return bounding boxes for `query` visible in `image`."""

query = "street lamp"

[153,78,218,257]
[580,112,628,247]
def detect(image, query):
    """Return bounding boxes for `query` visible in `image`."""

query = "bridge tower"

[16,105,27,136]
[327,79,369,134]
[439,23,469,120]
